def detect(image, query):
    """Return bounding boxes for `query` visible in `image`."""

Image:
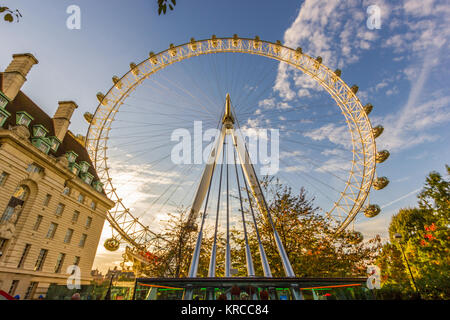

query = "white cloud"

[280,150,303,159]
[403,0,438,17]
[283,165,308,173]
[377,50,450,151]
[274,0,382,101]
[355,215,391,241]
[304,123,351,149]
[258,98,276,109]
[321,148,345,156]
[314,158,352,174]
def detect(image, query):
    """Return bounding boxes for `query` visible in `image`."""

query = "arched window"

[0,185,30,224]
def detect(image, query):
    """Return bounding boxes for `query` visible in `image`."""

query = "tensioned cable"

[208,138,226,277]
[231,107,296,277]
[128,87,215,118]
[158,73,217,118]
[240,157,272,277]
[279,158,342,193]
[233,145,255,277]
[175,56,223,114]
[278,145,349,183]
[187,141,218,277]
[225,136,231,277]
[142,78,215,118]
[235,60,280,115]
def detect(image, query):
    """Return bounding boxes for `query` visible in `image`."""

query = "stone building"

[0,53,114,299]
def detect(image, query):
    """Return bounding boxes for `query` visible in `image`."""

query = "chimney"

[2,53,39,101]
[53,101,78,142]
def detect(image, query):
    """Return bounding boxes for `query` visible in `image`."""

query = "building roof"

[0,73,4,94]
[2,90,99,181]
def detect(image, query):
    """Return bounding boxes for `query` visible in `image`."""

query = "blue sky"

[1,0,449,273]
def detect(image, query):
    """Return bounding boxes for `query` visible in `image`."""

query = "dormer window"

[93,180,104,193]
[69,162,81,175]
[32,124,49,138]
[31,137,51,154]
[81,172,94,185]
[79,161,90,174]
[0,92,9,108]
[49,137,61,152]
[0,107,11,127]
[66,151,78,164]
[16,111,34,127]
[27,163,44,174]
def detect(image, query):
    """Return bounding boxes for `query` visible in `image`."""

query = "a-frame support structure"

[183,94,301,300]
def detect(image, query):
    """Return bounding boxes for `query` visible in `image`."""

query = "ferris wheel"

[85,35,389,273]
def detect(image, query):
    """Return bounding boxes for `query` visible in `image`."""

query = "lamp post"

[105,269,118,300]
[393,233,421,299]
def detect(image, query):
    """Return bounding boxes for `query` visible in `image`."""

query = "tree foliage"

[140,179,381,280]
[231,180,381,277]
[157,0,176,15]
[377,165,450,299]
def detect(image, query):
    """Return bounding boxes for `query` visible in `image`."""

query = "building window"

[34,249,48,271]
[85,217,92,229]
[62,186,71,196]
[79,161,90,174]
[79,234,87,248]
[64,229,74,244]
[78,194,85,204]
[69,163,81,175]
[46,223,58,239]
[81,172,94,185]
[0,238,8,258]
[0,93,9,108]
[33,215,43,231]
[16,111,34,127]
[0,104,11,127]
[32,138,52,154]
[8,280,19,296]
[43,194,52,207]
[71,256,81,274]
[24,282,38,300]
[0,111,7,127]
[17,244,31,268]
[49,137,61,152]
[54,253,66,273]
[0,171,9,186]
[32,124,48,138]
[55,203,65,217]
[93,181,104,193]
[27,163,43,174]
[72,211,80,223]
[66,151,78,163]
[0,185,29,224]
[90,201,97,210]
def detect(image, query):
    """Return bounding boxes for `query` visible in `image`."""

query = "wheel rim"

[86,36,377,251]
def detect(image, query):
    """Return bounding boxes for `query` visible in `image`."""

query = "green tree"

[138,179,382,280]
[377,166,450,299]
[157,0,176,15]
[231,180,382,278]
[137,208,226,278]
[142,209,197,277]
[418,165,450,220]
